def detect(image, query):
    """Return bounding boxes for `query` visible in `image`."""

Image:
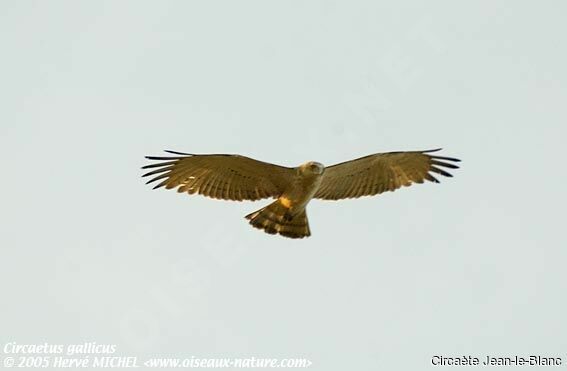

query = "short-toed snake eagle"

[142,149,460,238]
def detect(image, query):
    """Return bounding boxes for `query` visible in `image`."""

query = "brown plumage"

[142,149,460,239]
[245,200,310,239]
[314,149,460,199]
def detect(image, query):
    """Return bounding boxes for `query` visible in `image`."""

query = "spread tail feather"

[245,200,310,239]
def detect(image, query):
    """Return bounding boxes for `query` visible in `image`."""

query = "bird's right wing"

[142,151,295,201]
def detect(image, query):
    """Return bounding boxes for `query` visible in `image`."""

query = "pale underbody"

[278,161,324,217]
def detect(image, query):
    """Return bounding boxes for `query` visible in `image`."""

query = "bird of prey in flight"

[142,149,460,239]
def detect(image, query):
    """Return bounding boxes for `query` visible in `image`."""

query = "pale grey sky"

[1,1,566,370]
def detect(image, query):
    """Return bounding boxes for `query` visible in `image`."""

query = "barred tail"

[245,200,311,239]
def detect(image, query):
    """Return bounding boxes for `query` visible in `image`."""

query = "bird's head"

[299,161,325,175]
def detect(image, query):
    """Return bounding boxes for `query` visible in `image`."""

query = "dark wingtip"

[434,156,461,163]
[431,160,460,169]
[142,150,192,161]
[422,148,442,153]
[164,149,193,156]
[430,154,461,162]
[422,148,462,163]
[436,156,461,162]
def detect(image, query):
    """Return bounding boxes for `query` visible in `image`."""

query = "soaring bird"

[142,149,460,238]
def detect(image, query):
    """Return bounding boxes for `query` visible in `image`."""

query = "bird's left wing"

[314,149,460,200]
[142,151,295,201]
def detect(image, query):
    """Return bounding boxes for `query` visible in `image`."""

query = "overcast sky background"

[1,1,566,370]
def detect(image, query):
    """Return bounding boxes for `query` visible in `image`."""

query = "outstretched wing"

[142,151,295,201]
[314,148,460,200]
